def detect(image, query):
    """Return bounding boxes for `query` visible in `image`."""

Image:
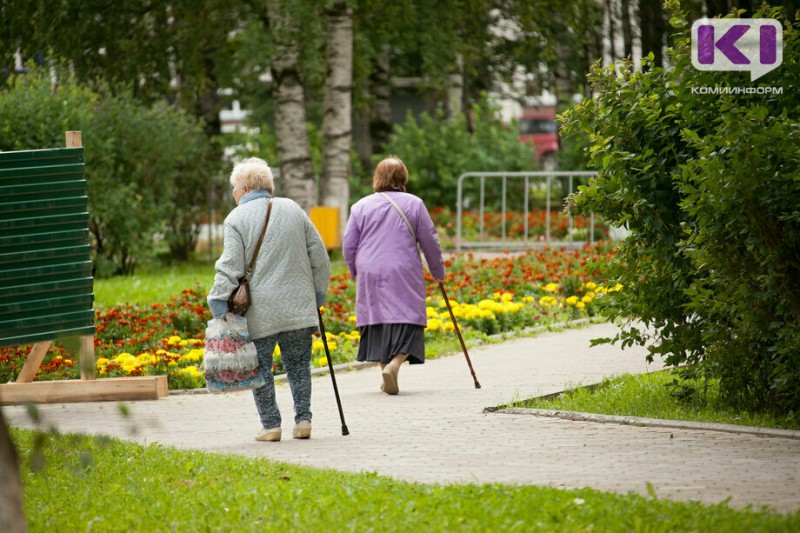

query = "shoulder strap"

[245,198,273,279]
[380,192,415,239]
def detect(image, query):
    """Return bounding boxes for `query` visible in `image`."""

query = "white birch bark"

[266,0,316,210]
[320,0,353,238]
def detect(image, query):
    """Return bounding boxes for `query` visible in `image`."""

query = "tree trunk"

[620,0,634,60]
[0,410,26,533]
[266,0,316,210]
[320,0,353,238]
[604,0,618,64]
[639,0,665,68]
[369,44,393,155]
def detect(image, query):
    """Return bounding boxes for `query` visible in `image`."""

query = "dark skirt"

[357,323,425,365]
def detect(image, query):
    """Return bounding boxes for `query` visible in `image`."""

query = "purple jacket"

[343,192,446,327]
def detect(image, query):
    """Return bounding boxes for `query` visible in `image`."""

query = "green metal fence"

[0,147,94,348]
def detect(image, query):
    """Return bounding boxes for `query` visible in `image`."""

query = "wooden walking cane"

[438,281,481,389]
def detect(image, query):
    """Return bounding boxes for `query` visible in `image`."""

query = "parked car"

[518,106,559,169]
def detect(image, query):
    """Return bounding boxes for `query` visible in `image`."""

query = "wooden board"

[0,376,168,405]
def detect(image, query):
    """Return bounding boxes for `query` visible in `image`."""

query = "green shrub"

[0,63,214,276]
[561,2,800,419]
[382,99,538,208]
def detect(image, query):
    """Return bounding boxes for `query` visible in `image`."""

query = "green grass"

[13,428,799,532]
[93,259,350,308]
[516,371,800,431]
[94,261,217,308]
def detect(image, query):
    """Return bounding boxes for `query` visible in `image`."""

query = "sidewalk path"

[5,322,800,513]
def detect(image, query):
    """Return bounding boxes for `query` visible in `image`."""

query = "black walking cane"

[317,308,350,436]
[438,281,481,389]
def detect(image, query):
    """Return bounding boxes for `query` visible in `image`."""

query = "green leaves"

[0,64,214,276]
[383,100,537,208]
[560,5,800,421]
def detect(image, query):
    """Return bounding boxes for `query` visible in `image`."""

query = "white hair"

[230,157,274,193]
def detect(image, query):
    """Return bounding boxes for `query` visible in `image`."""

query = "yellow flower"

[477,299,494,310]
[181,349,203,363]
[168,335,182,344]
[581,294,594,303]
[543,283,559,293]
[273,345,281,356]
[312,340,325,352]
[576,301,586,310]
[316,356,328,367]
[522,296,534,303]
[348,315,357,323]
[425,318,443,331]
[565,295,579,306]
[501,292,514,302]
[539,296,557,308]
[584,281,597,290]
[96,357,110,366]
[178,365,203,378]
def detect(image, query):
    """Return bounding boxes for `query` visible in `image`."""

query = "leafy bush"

[382,99,538,208]
[0,64,214,276]
[561,2,800,419]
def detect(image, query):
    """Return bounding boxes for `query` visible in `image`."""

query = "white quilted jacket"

[207,196,331,339]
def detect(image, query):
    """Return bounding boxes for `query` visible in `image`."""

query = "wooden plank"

[0,376,168,405]
[16,341,52,383]
[79,334,96,380]
[65,131,82,148]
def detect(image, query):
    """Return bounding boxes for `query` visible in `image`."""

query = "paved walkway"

[5,322,800,513]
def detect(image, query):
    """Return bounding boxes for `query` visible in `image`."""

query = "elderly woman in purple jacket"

[343,156,446,395]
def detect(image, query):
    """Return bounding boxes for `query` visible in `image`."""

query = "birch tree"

[320,0,353,235]
[265,0,317,209]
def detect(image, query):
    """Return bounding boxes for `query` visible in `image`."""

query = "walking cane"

[438,281,481,389]
[317,308,350,436]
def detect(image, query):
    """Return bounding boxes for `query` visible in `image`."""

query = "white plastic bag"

[203,314,265,392]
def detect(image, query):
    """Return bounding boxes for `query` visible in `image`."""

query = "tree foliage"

[384,100,537,208]
[561,1,800,418]
[0,65,212,276]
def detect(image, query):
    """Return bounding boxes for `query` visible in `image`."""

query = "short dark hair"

[372,156,408,192]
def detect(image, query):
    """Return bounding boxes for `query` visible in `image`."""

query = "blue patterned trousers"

[252,327,315,429]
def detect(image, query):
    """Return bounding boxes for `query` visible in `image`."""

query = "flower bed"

[429,206,609,246]
[0,243,617,390]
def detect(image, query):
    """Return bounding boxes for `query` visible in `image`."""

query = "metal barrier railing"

[455,171,599,252]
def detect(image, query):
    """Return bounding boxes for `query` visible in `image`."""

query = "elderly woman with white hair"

[207,157,331,442]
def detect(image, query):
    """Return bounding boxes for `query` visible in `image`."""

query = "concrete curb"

[494,407,800,440]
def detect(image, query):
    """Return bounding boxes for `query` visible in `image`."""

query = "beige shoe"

[255,427,281,442]
[381,365,399,395]
[293,420,312,439]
